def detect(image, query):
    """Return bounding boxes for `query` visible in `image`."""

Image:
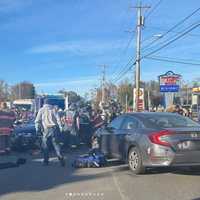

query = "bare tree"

[11,82,35,100]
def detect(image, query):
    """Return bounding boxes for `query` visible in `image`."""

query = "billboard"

[159,71,181,92]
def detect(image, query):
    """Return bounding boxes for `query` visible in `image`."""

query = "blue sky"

[0,0,200,95]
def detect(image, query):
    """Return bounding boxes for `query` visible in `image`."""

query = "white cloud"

[34,75,102,96]
[28,39,125,55]
[34,76,99,88]
[34,74,115,95]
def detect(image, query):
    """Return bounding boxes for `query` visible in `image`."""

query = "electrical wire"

[111,6,200,84]
[112,58,135,83]
[111,30,136,80]
[142,7,200,51]
[123,33,135,54]
[142,22,200,59]
[112,22,200,84]
[148,55,200,63]
[145,0,163,20]
[113,63,136,84]
[145,25,200,37]
[145,56,200,66]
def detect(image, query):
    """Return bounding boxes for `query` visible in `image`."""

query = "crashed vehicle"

[10,121,38,152]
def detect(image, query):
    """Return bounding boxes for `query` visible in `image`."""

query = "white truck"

[13,99,35,112]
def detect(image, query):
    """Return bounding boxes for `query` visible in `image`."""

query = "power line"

[145,25,200,37]
[112,57,135,83]
[110,7,136,78]
[111,6,200,87]
[113,63,136,84]
[142,7,200,50]
[145,0,163,20]
[146,56,200,66]
[142,22,200,59]
[148,55,200,63]
[111,33,136,79]
[123,33,135,54]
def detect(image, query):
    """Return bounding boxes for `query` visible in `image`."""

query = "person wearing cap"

[35,99,65,166]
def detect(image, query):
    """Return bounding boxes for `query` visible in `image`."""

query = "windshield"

[144,114,200,128]
[14,104,32,111]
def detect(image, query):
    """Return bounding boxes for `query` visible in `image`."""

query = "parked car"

[10,121,38,152]
[191,104,200,120]
[94,112,200,174]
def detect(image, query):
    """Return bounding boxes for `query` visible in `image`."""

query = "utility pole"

[19,83,22,99]
[100,64,108,104]
[148,90,151,111]
[186,81,189,105]
[133,2,150,111]
[125,94,128,113]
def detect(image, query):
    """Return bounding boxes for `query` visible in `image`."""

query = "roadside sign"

[134,88,144,111]
[159,71,181,93]
[192,87,200,94]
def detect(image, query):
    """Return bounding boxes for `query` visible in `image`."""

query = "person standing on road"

[35,99,65,166]
[198,108,200,123]
[65,104,80,148]
[0,102,16,154]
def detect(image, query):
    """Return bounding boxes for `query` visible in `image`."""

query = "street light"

[142,34,163,50]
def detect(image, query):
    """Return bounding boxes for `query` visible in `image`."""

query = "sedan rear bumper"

[143,145,200,167]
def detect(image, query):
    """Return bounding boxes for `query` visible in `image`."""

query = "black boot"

[58,157,66,167]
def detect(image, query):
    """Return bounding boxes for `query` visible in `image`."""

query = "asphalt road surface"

[1,148,200,200]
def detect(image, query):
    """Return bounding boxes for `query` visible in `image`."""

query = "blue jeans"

[42,127,62,163]
[69,128,80,146]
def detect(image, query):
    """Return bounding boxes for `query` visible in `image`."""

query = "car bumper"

[143,145,200,167]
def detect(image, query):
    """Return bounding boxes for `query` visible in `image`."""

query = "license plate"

[177,141,191,150]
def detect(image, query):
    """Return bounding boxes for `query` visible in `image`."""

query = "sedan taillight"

[149,130,174,147]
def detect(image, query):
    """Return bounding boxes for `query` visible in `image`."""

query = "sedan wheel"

[129,151,139,170]
[128,147,145,174]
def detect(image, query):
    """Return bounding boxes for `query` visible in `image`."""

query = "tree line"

[0,80,35,101]
[94,79,199,110]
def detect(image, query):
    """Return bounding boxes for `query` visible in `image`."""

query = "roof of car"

[126,112,179,117]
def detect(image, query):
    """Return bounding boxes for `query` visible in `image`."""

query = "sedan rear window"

[143,114,200,128]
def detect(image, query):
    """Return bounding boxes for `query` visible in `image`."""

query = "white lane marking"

[112,173,130,200]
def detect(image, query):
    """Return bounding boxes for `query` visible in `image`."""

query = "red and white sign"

[134,88,144,111]
[159,71,181,93]
[160,76,180,85]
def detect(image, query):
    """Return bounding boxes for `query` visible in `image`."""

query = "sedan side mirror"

[127,123,134,130]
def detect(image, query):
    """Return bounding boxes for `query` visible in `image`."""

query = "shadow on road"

[130,167,200,176]
[0,147,120,197]
[1,147,200,198]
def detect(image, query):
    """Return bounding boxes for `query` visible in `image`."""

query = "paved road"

[1,148,200,200]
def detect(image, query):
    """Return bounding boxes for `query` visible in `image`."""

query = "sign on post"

[159,71,181,93]
[134,88,144,111]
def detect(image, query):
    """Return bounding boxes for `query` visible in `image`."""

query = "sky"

[0,0,200,96]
